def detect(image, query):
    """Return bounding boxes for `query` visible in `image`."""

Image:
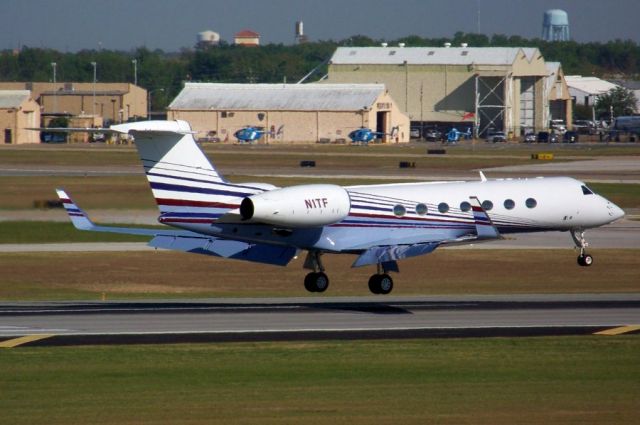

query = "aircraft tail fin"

[110,121,262,222]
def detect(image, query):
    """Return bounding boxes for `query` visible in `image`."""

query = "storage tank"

[542,9,570,41]
[197,30,221,46]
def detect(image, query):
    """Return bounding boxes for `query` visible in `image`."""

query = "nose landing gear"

[571,230,593,267]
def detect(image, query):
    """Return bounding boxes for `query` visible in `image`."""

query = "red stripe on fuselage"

[155,198,239,209]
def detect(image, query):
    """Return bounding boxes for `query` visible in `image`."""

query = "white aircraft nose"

[608,202,625,221]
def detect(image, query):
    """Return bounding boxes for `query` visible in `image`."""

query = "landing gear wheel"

[368,274,394,295]
[304,272,329,293]
[577,254,593,267]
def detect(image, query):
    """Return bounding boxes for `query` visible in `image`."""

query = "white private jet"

[56,120,625,295]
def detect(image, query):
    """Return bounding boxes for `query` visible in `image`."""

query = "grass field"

[1,337,638,424]
[1,249,637,300]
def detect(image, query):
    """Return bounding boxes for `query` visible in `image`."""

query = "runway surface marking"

[0,334,55,348]
[594,325,640,335]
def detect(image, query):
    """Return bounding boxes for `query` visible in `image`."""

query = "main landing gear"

[368,263,394,295]
[303,251,329,293]
[571,229,593,267]
[302,251,396,295]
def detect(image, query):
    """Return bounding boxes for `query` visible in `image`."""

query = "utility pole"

[132,59,137,86]
[91,61,97,118]
[51,62,57,113]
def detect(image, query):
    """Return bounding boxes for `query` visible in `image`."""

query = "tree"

[595,86,638,120]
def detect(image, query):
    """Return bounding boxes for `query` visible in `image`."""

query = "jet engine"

[239,184,351,227]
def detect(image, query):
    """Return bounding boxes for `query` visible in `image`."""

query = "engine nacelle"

[239,184,351,227]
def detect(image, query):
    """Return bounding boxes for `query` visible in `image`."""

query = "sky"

[2,0,639,52]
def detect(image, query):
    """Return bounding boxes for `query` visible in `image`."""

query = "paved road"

[1,294,638,345]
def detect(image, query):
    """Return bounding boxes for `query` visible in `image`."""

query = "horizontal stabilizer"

[352,242,439,268]
[56,189,197,237]
[149,235,297,267]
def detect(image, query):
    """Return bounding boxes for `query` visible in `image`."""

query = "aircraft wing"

[57,189,297,266]
[148,235,297,266]
[351,196,501,268]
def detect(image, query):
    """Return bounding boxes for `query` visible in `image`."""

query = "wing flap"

[352,242,440,268]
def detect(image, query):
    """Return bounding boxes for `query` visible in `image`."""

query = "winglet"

[479,171,487,182]
[55,189,96,231]
[469,196,501,239]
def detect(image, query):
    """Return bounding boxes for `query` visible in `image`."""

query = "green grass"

[0,221,149,243]
[590,182,640,209]
[0,250,637,300]
[0,337,638,424]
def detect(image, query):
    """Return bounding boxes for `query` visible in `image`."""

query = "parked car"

[410,127,421,139]
[424,128,442,141]
[537,131,559,143]
[486,130,507,143]
[573,120,596,135]
[523,132,536,143]
[563,131,579,143]
[550,119,567,134]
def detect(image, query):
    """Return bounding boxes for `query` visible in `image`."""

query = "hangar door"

[520,78,535,131]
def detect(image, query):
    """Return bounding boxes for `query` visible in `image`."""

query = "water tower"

[196,30,221,49]
[295,20,308,44]
[542,9,570,41]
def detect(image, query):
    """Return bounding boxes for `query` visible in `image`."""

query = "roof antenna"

[479,171,487,182]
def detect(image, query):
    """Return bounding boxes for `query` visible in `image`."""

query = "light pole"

[90,61,97,118]
[131,59,137,86]
[51,62,57,113]
[147,88,164,120]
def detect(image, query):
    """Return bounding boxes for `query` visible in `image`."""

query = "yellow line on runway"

[0,334,55,348]
[594,325,640,336]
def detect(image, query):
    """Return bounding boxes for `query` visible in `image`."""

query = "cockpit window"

[581,185,594,195]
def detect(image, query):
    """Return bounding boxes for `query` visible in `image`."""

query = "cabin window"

[581,185,594,195]
[415,203,428,215]
[504,199,515,210]
[526,198,537,208]
[393,204,406,217]
[438,202,449,214]
[460,201,471,212]
[482,200,493,211]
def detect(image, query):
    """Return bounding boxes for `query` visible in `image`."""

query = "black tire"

[578,254,593,267]
[378,274,394,295]
[304,272,318,292]
[368,275,381,294]
[314,272,329,293]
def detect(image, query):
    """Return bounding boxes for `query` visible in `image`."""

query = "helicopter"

[234,125,284,143]
[348,126,398,144]
[445,127,472,143]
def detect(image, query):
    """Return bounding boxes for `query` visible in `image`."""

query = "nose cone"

[608,202,625,222]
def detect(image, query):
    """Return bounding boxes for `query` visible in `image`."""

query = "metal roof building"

[168,83,410,143]
[565,76,619,106]
[326,46,558,137]
[0,90,40,144]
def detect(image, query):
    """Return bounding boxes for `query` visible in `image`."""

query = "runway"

[1,294,639,346]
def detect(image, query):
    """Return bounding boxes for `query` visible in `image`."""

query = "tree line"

[1,33,639,111]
